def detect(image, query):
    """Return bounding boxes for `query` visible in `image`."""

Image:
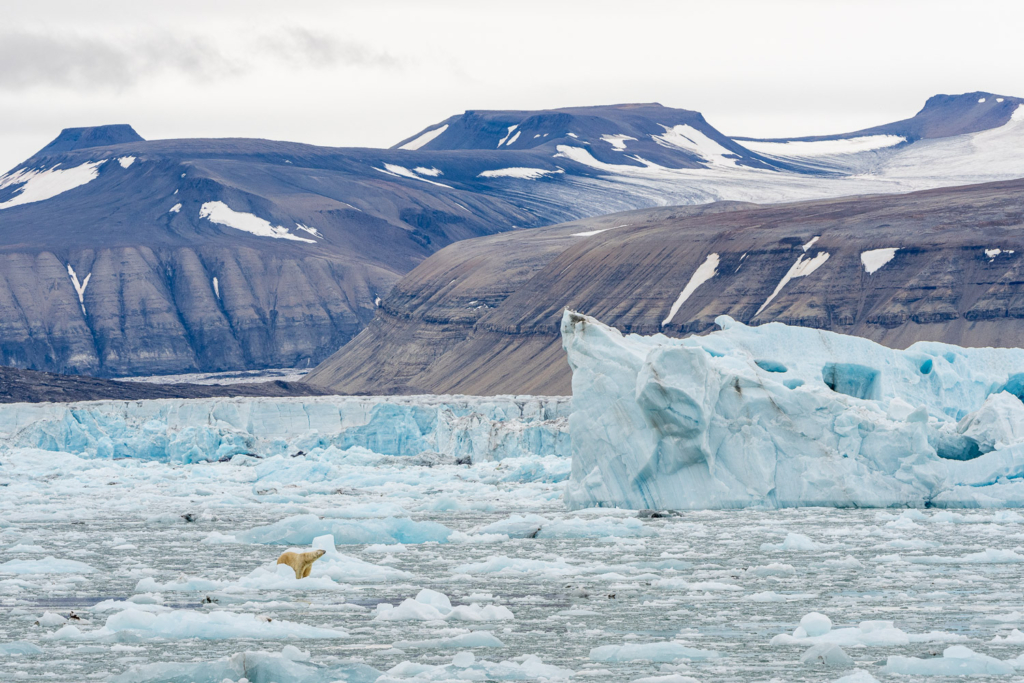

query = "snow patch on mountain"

[601,134,637,151]
[117,156,136,168]
[66,264,91,316]
[376,164,452,188]
[497,125,519,147]
[756,252,830,315]
[653,124,738,167]
[399,124,449,150]
[662,253,719,326]
[478,167,563,179]
[861,248,899,274]
[198,202,316,243]
[0,160,106,210]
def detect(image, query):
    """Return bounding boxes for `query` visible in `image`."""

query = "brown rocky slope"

[306,178,1024,396]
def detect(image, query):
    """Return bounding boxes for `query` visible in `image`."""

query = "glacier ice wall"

[0,395,570,463]
[561,310,1024,509]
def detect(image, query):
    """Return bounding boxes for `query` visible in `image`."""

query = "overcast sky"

[2,0,1023,172]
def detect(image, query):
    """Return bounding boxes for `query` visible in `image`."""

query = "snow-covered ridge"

[562,310,1024,510]
[0,160,106,210]
[0,394,570,464]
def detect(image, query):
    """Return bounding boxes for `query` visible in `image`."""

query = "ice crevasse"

[561,310,1024,509]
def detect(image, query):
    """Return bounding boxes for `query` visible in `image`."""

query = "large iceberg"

[0,394,569,463]
[561,310,1024,509]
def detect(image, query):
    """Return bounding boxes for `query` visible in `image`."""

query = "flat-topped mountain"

[3,92,1024,377]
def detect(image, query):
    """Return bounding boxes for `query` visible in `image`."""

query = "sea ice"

[562,310,1024,509]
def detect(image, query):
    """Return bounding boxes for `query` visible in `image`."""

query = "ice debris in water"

[561,309,1024,509]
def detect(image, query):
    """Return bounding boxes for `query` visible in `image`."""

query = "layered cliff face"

[306,178,1024,396]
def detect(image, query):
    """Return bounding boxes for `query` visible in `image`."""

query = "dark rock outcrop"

[0,365,332,404]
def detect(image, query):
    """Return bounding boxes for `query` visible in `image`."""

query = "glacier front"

[0,394,569,464]
[561,310,1024,509]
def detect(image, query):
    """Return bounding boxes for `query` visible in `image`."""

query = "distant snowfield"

[546,106,1024,207]
[198,201,316,243]
[741,134,906,158]
[0,160,106,210]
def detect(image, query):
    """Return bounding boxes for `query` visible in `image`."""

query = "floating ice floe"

[562,310,1024,509]
[0,556,95,574]
[0,640,43,655]
[393,630,505,649]
[380,652,572,682]
[233,514,453,546]
[471,513,651,539]
[771,612,965,648]
[108,647,381,683]
[589,641,719,662]
[47,607,348,641]
[882,645,1021,676]
[374,589,514,622]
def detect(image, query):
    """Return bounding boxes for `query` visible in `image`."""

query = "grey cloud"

[260,28,402,69]
[0,28,396,92]
[0,31,241,91]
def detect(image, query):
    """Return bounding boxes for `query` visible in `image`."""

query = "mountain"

[306,177,1024,396]
[3,92,1024,377]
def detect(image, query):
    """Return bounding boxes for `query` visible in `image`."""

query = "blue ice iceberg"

[561,310,1024,509]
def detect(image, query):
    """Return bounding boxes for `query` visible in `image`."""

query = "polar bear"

[276,548,326,579]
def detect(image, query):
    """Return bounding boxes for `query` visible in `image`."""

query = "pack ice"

[561,310,1024,509]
